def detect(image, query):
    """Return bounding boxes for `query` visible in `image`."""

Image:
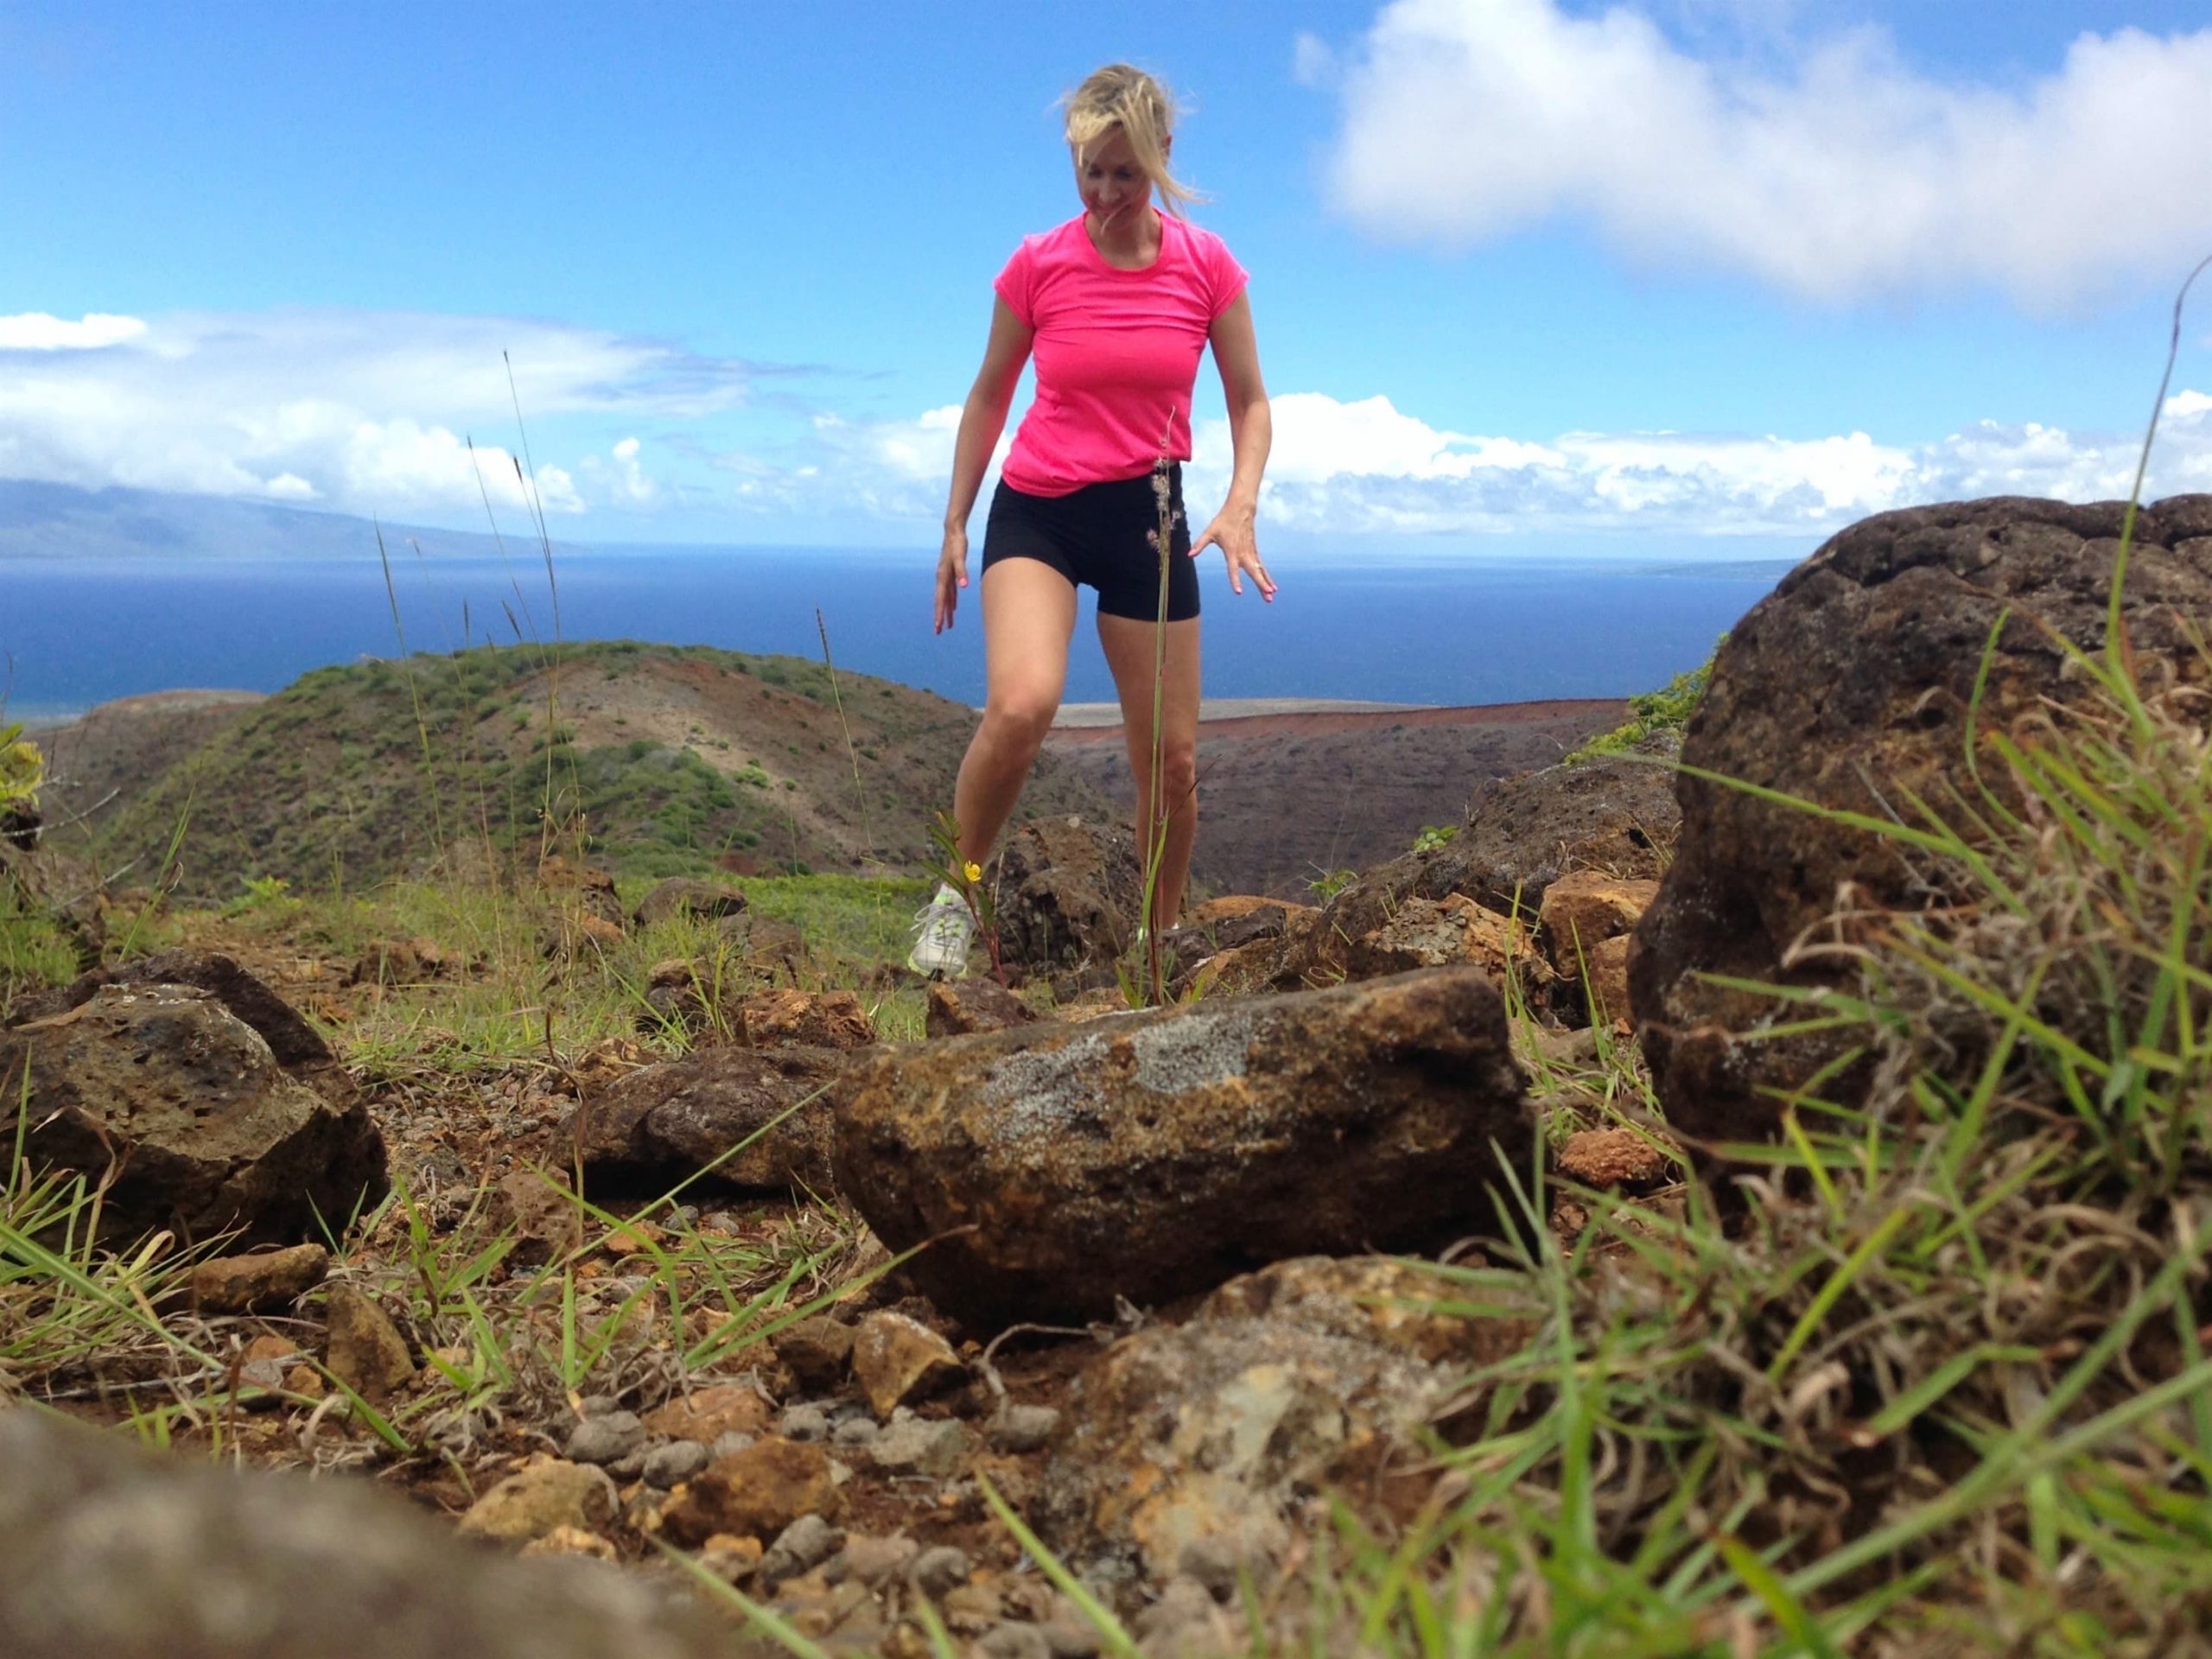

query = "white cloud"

[728,405,1010,523]
[1319,0,2212,308]
[575,435,659,508]
[1291,31,1336,87]
[0,312,148,351]
[0,306,749,516]
[1178,389,2212,537]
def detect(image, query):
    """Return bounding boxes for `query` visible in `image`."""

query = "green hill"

[82,641,1113,899]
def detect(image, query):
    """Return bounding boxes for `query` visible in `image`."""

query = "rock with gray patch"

[831,968,1533,1325]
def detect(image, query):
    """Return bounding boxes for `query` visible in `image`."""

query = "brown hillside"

[32,692,264,830]
[1045,698,1630,897]
[59,644,1117,899]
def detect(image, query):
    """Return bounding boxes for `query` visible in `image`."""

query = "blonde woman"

[911,63,1274,978]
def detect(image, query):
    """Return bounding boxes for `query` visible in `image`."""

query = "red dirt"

[1045,697,1630,898]
[1047,697,1625,746]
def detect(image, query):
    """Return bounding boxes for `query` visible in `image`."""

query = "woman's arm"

[936,297,1035,633]
[1191,292,1274,601]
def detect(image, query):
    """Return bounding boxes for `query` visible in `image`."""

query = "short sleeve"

[993,238,1037,327]
[1205,232,1249,320]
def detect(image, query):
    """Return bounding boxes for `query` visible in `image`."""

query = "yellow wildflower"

[963,861,983,884]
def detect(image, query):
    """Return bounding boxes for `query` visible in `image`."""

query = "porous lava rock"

[833,966,1532,1325]
[0,1411,742,1659]
[566,1045,853,1195]
[1455,737,1679,913]
[1632,494,2212,1148]
[924,978,1039,1039]
[992,815,1142,975]
[658,1436,842,1547]
[630,876,747,930]
[1340,893,1553,998]
[0,968,387,1248]
[1039,1255,1534,1583]
[538,854,625,929]
[735,988,875,1050]
[849,1311,964,1418]
[1276,741,1675,992]
[10,950,337,1068]
[188,1243,330,1315]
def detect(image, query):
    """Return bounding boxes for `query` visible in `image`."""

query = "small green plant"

[1124,438,1185,1008]
[1410,822,1459,854]
[1568,637,1724,762]
[928,810,1007,985]
[1306,865,1357,903]
[219,874,293,918]
[0,722,45,816]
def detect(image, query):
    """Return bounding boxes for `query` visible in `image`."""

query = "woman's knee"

[1147,741,1198,806]
[981,693,1058,754]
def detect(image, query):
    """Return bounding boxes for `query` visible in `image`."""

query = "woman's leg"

[1096,613,1201,930]
[953,557,1079,869]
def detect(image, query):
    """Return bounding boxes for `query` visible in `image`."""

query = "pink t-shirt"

[993,213,1249,498]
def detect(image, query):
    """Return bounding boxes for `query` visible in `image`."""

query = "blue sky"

[3,0,2209,558]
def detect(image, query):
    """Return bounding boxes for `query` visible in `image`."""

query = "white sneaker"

[906,883,976,978]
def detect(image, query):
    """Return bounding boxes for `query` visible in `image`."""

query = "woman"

[911,62,1274,978]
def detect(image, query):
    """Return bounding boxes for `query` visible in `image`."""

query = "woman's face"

[1073,126,1156,232]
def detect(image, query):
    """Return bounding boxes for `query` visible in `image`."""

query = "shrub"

[0,724,46,816]
[1569,636,1723,762]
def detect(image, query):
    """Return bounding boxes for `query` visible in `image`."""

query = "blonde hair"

[1061,63,1201,217]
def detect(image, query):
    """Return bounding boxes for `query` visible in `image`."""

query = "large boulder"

[566,1044,852,1194]
[11,950,336,1069]
[0,957,387,1248]
[1632,494,2212,1147]
[832,966,1533,1325]
[0,1409,751,1659]
[992,815,1142,976]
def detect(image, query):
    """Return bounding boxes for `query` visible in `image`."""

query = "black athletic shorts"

[981,464,1199,622]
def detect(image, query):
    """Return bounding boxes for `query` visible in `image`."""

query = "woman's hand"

[1191,503,1275,601]
[934,524,970,633]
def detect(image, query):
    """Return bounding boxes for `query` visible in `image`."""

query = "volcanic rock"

[1039,1257,1532,1583]
[849,1310,964,1417]
[0,977,387,1249]
[642,1382,774,1445]
[1633,494,2212,1147]
[324,1284,415,1402]
[188,1243,330,1315]
[632,876,747,929]
[832,967,1532,1325]
[735,988,875,1051]
[994,815,1142,975]
[925,977,1040,1039]
[658,1436,842,1547]
[456,1457,620,1545]
[567,1044,851,1193]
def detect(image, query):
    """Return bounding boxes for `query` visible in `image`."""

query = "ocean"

[0,546,1791,722]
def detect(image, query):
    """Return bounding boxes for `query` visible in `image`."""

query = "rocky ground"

[0,745,1675,1658]
[4,493,2211,1658]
